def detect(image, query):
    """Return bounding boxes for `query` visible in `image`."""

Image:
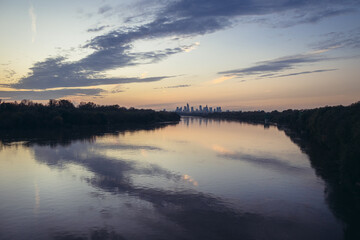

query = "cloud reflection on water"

[0,121,342,240]
[212,144,308,174]
[28,138,334,239]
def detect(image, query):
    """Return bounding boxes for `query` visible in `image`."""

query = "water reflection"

[212,144,308,174]
[0,118,344,239]
[53,228,126,240]
[281,127,360,239]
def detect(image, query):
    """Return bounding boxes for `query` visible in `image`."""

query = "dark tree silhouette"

[204,102,360,239]
[0,99,180,130]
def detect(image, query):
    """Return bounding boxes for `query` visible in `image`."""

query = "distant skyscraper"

[174,103,222,113]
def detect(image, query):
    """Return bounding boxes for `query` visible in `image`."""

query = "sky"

[0,0,359,111]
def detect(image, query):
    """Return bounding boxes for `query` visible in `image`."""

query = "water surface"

[0,117,342,239]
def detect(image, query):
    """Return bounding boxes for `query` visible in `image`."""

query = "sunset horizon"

[1,0,359,111]
[1,2,359,238]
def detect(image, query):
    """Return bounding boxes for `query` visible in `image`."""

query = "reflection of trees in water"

[283,127,360,240]
[28,137,259,239]
[0,123,175,147]
[32,138,337,240]
[0,124,346,239]
[203,102,360,239]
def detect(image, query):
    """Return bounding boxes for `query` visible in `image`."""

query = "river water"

[0,117,343,239]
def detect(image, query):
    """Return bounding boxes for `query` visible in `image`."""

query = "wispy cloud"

[10,55,172,89]
[165,84,191,89]
[87,25,110,33]
[3,69,16,79]
[313,27,360,50]
[273,69,337,78]
[139,71,148,79]
[155,84,191,89]
[252,7,357,28]
[12,41,197,90]
[10,0,359,99]
[29,4,37,43]
[98,5,112,14]
[182,42,200,52]
[212,75,236,84]
[218,53,325,77]
[85,1,360,51]
[0,61,11,66]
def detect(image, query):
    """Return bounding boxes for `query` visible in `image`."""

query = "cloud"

[0,88,103,101]
[313,27,360,50]
[218,53,325,77]
[294,7,355,25]
[254,7,357,28]
[140,71,148,79]
[163,0,348,22]
[157,0,359,30]
[212,75,235,84]
[98,5,112,14]
[182,42,200,52]
[3,69,16,79]
[165,84,191,89]
[12,0,359,94]
[155,84,191,89]
[273,69,337,78]
[12,61,171,88]
[11,44,185,89]
[86,1,358,51]
[87,25,110,33]
[110,85,123,93]
[0,61,11,66]
[29,4,36,43]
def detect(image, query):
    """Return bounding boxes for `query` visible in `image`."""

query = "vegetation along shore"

[0,99,180,129]
[204,102,360,238]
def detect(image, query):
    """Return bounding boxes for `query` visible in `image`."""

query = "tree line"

[206,101,360,237]
[0,99,180,129]
[207,102,360,188]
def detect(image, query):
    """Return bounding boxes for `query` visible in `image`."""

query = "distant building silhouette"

[175,103,222,114]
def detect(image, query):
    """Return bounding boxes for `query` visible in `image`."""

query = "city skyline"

[175,103,222,113]
[0,1,360,111]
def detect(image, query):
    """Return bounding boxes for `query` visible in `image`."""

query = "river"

[0,117,343,239]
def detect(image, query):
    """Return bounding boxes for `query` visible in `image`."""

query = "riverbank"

[0,100,180,129]
[203,102,360,239]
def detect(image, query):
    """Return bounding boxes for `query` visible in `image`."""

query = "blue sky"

[0,0,359,110]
